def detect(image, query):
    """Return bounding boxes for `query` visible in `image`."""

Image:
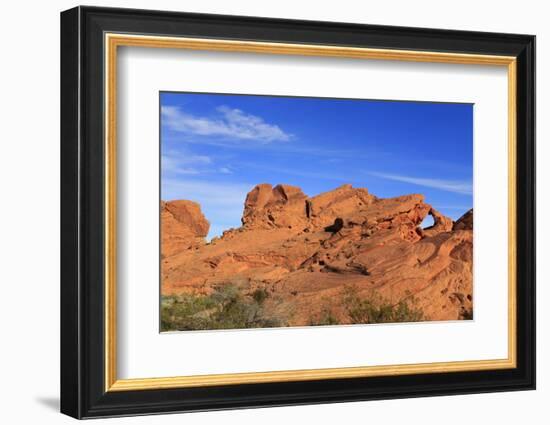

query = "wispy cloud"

[241,162,350,183]
[218,167,233,174]
[369,172,472,195]
[162,179,251,209]
[162,149,239,177]
[435,205,472,210]
[162,105,293,143]
[162,134,384,161]
[161,150,212,175]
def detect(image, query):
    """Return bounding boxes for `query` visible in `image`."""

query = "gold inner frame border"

[104,33,517,392]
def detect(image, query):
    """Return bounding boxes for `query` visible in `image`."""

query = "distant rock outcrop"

[161,184,473,324]
[161,200,210,257]
[242,183,309,230]
[453,208,473,231]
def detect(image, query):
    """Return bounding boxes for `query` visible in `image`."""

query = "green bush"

[162,283,427,331]
[342,285,424,324]
[309,311,340,326]
[251,287,269,305]
[161,284,285,332]
[308,296,341,326]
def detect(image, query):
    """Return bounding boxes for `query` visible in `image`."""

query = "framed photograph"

[60,6,535,419]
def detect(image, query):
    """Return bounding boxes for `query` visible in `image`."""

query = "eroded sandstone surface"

[161,184,473,326]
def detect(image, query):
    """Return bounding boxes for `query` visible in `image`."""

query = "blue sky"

[161,92,473,239]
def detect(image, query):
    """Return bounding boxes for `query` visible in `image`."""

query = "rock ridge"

[161,183,473,324]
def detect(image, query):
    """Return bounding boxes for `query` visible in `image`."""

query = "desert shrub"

[161,284,285,332]
[459,306,473,320]
[251,287,269,305]
[309,310,340,326]
[160,293,218,331]
[342,285,424,324]
[308,296,341,326]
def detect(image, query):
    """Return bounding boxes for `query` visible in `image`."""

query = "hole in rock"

[421,214,435,229]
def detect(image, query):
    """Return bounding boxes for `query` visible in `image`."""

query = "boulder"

[161,200,209,257]
[241,183,309,229]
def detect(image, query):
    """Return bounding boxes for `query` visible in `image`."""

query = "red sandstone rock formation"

[453,208,473,231]
[161,200,210,257]
[161,184,473,325]
[241,183,309,230]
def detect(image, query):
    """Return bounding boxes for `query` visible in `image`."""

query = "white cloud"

[161,105,293,143]
[369,172,472,195]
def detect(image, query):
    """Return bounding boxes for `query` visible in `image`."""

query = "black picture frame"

[60,5,535,419]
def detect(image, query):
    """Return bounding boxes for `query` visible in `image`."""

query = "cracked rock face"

[161,184,473,325]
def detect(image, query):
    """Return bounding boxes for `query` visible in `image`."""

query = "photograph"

[160,92,474,331]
